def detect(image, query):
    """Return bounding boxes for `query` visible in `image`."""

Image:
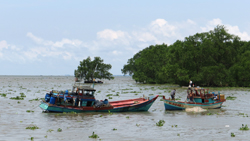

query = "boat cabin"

[187,88,215,103]
[45,85,97,107]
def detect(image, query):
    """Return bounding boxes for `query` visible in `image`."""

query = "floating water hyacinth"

[239,124,249,131]
[156,120,165,127]
[26,125,39,130]
[57,128,62,132]
[89,132,99,138]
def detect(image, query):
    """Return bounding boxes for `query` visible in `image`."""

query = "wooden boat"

[163,88,226,110]
[39,85,158,113]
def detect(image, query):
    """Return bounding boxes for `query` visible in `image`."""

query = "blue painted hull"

[40,95,158,113]
[163,98,225,110]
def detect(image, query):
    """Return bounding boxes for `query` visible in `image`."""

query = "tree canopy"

[75,57,114,81]
[122,25,250,87]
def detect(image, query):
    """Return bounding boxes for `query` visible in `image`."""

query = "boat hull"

[163,98,225,110]
[40,95,158,113]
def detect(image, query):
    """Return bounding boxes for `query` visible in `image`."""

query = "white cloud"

[0,40,9,51]
[2,18,250,72]
[201,18,250,40]
[150,19,177,37]
[97,29,127,41]
[132,32,158,42]
[112,50,122,55]
[27,32,82,48]
[187,19,196,25]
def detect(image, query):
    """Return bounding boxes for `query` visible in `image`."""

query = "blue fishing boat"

[40,84,158,113]
[163,88,226,110]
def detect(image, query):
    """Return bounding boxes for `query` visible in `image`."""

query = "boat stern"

[39,101,49,111]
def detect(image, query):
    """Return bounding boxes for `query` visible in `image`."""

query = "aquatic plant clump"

[231,132,235,137]
[57,128,62,132]
[47,129,54,132]
[20,93,26,97]
[226,96,237,100]
[89,132,99,138]
[26,126,39,130]
[10,96,24,100]
[239,124,249,131]
[26,110,34,112]
[29,98,40,101]
[156,120,165,127]
[0,93,7,97]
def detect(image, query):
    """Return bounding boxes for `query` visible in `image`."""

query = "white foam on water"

[185,107,207,112]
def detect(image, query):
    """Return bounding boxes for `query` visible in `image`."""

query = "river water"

[0,76,249,141]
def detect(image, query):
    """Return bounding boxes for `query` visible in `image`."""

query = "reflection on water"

[0,76,250,140]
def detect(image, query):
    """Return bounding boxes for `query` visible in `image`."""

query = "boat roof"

[73,85,96,91]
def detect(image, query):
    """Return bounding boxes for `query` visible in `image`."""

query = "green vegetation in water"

[29,98,40,101]
[156,120,165,127]
[26,125,39,130]
[226,96,237,100]
[112,128,117,131]
[238,113,248,117]
[172,125,178,127]
[149,94,154,96]
[89,132,99,139]
[17,101,20,104]
[97,91,101,93]
[114,94,119,96]
[126,116,129,119]
[177,133,180,136]
[30,137,34,141]
[108,110,113,115]
[57,128,62,132]
[231,132,235,137]
[108,97,112,99]
[44,135,47,138]
[26,110,34,112]
[0,93,7,97]
[136,124,140,127]
[206,112,213,115]
[130,91,141,93]
[99,115,103,117]
[47,129,54,132]
[10,96,24,100]
[121,88,132,90]
[239,124,249,131]
[160,99,164,101]
[106,94,113,97]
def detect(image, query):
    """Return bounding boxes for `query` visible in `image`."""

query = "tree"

[74,57,114,81]
[122,25,250,86]
[121,44,168,84]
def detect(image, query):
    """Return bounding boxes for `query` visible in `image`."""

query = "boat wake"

[185,107,207,113]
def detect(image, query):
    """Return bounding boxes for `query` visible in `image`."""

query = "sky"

[1,0,250,75]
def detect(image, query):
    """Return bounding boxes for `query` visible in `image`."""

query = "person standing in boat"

[170,89,176,100]
[189,80,192,87]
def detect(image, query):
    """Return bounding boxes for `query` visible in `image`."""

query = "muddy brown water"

[0,76,250,141]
